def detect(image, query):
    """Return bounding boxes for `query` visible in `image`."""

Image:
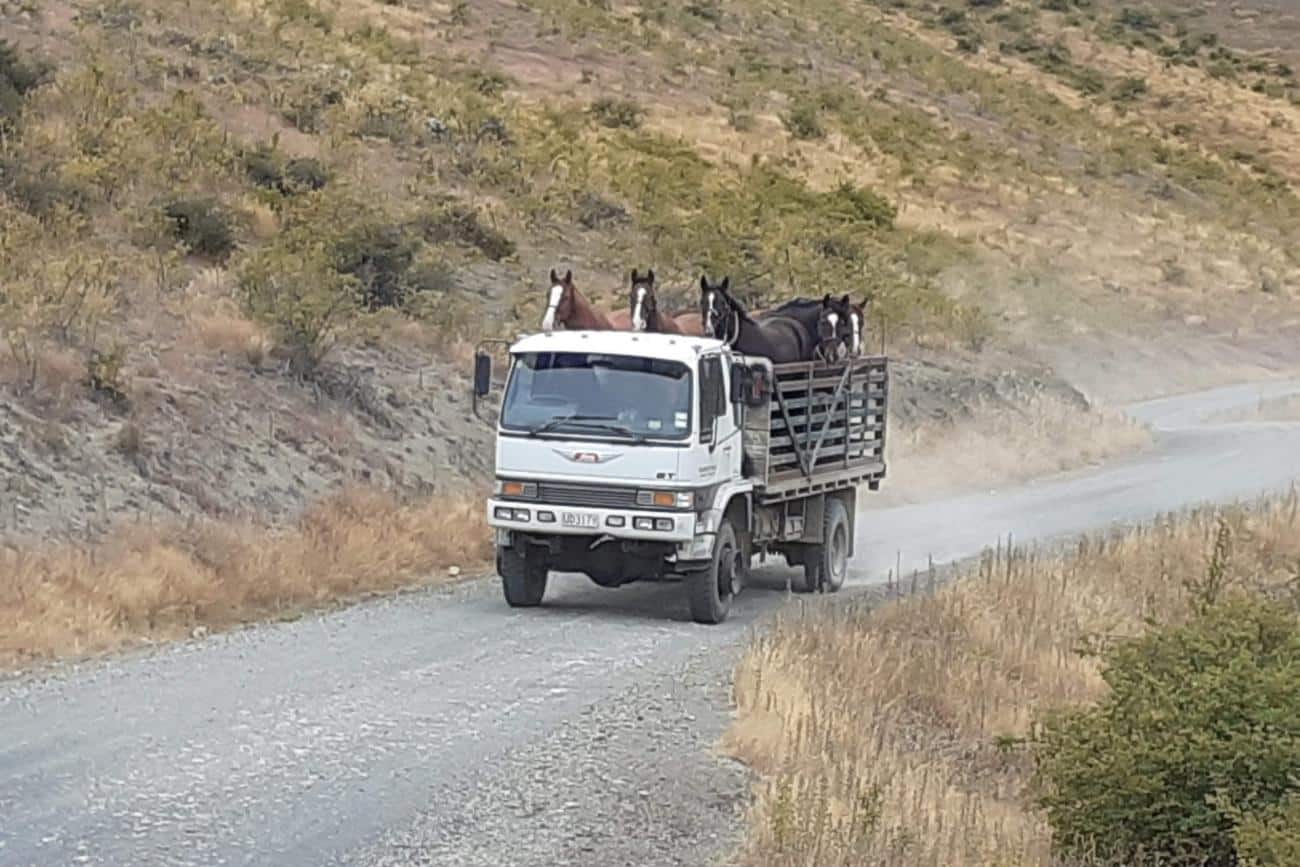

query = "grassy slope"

[726,494,1300,866]
[1,0,1298,659]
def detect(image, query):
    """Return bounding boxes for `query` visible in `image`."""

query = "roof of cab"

[509,329,727,364]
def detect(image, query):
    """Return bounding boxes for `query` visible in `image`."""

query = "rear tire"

[499,547,548,607]
[797,498,851,593]
[687,520,742,624]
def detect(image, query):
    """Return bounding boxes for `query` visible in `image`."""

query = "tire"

[499,547,548,607]
[687,520,743,624]
[799,498,851,594]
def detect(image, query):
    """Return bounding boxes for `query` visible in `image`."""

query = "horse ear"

[700,275,710,291]
[720,276,729,291]
[564,269,572,283]
[550,268,559,284]
[647,269,655,283]
[822,293,831,304]
[840,293,850,306]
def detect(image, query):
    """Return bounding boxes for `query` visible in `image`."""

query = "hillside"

[2,0,1299,545]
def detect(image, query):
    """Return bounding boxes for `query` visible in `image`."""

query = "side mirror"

[729,363,746,404]
[744,365,770,407]
[473,352,492,398]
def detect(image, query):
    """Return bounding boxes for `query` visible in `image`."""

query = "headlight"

[496,479,538,499]
[637,490,694,509]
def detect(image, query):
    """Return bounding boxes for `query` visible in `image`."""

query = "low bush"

[244,145,332,195]
[1034,596,1300,867]
[238,242,360,375]
[782,97,824,140]
[332,220,418,310]
[162,196,236,258]
[416,204,515,261]
[588,97,643,129]
[0,40,50,129]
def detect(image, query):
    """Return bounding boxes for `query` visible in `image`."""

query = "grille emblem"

[554,449,621,464]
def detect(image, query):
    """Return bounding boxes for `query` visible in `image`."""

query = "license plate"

[560,511,600,529]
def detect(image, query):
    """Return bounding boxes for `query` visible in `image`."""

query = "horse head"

[629,268,657,332]
[542,268,574,332]
[812,294,845,361]
[700,275,739,343]
[847,293,872,356]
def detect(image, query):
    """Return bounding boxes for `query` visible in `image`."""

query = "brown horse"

[629,269,687,334]
[541,269,613,332]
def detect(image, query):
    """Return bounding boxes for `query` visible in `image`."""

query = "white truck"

[472,329,888,623]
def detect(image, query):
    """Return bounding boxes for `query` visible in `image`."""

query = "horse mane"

[721,286,758,325]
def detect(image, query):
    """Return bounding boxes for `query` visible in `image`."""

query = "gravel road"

[3,379,1300,867]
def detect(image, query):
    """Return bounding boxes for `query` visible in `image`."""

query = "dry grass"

[887,391,1151,499]
[726,493,1300,866]
[0,487,491,669]
[1208,393,1300,424]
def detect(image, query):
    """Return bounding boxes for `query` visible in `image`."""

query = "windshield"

[501,352,693,441]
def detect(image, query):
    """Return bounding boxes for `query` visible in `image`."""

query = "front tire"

[499,547,548,607]
[687,520,743,624]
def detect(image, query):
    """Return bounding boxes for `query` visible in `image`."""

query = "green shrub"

[1235,795,1300,867]
[1117,6,1159,32]
[588,97,643,129]
[162,196,235,258]
[1112,75,1148,102]
[782,98,824,140]
[332,220,418,310]
[1034,596,1300,867]
[242,146,331,194]
[416,204,515,261]
[283,157,330,192]
[818,182,897,230]
[242,145,284,190]
[0,40,50,129]
[239,242,359,375]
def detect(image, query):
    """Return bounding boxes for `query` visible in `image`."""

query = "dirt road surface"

[3,379,1300,867]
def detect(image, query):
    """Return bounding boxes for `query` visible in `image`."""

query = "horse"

[541,269,613,332]
[699,276,816,363]
[608,269,687,334]
[766,294,855,362]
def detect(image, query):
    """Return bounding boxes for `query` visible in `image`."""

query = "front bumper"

[487,498,697,543]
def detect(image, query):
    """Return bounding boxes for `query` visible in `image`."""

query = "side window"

[699,356,723,443]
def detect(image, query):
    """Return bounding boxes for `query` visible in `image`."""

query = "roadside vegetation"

[0,487,489,668]
[728,493,1300,865]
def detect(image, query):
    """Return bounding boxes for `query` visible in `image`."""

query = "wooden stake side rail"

[749,355,889,503]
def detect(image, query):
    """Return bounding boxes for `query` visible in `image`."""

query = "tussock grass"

[727,493,1300,866]
[0,487,490,668]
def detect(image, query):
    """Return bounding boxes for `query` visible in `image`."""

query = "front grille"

[537,482,639,509]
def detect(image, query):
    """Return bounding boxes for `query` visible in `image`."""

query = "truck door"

[700,353,743,482]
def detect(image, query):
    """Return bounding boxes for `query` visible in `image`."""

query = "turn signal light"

[500,480,537,498]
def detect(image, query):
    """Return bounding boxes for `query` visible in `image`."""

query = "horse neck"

[648,300,681,334]
[567,285,611,330]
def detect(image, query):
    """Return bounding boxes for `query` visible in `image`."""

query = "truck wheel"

[688,521,742,624]
[800,499,850,593]
[499,547,548,607]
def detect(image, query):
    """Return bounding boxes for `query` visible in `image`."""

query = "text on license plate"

[560,511,600,529]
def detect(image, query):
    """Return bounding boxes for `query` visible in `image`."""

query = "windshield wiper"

[529,414,645,443]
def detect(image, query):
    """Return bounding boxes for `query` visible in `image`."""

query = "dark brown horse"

[541,269,613,332]
[700,276,817,363]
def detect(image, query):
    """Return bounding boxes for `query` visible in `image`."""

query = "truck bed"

[743,355,888,503]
